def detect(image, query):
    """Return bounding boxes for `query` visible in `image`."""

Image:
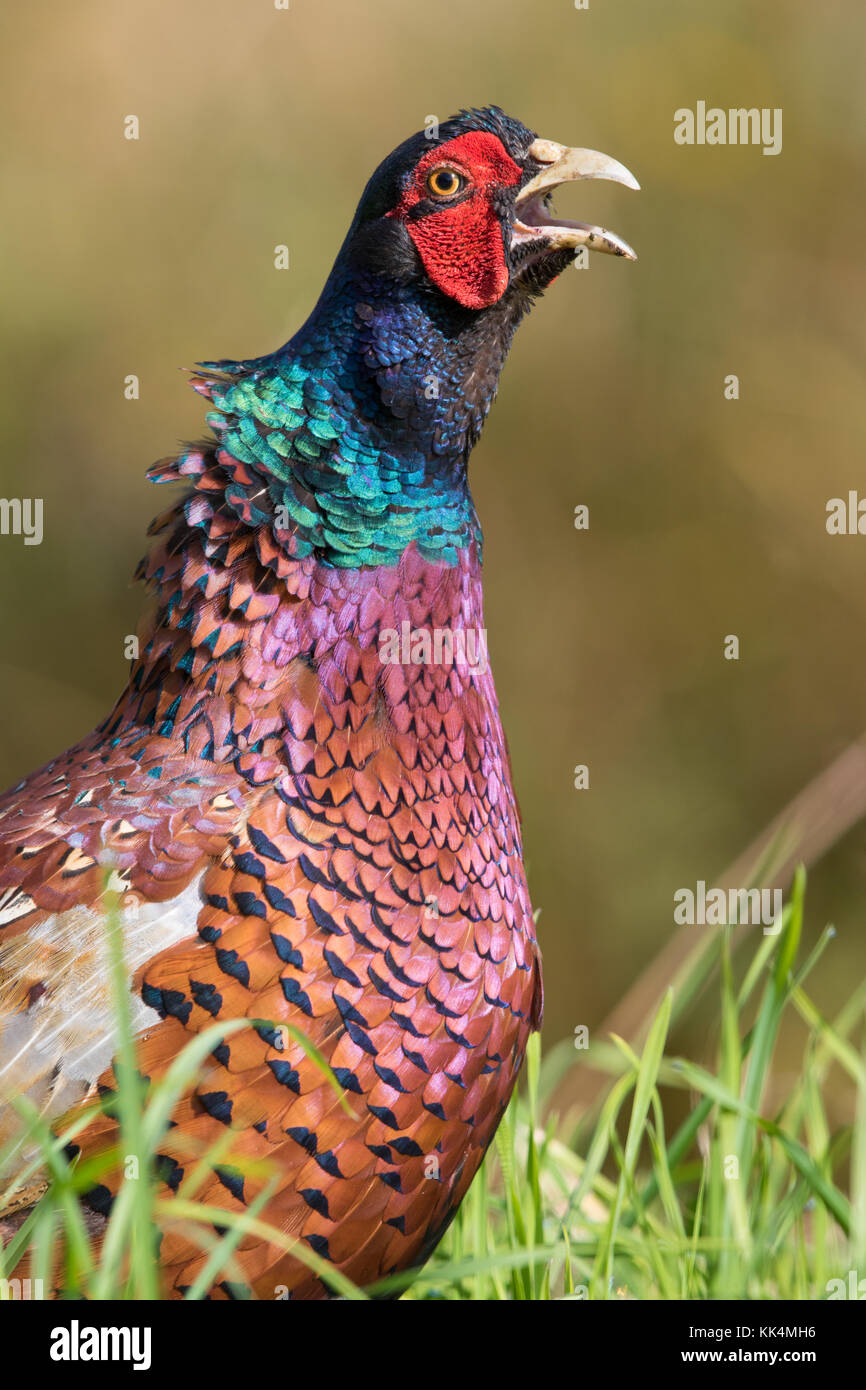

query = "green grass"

[1,866,863,1300]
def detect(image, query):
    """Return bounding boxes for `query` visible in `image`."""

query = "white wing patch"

[0,876,204,1145]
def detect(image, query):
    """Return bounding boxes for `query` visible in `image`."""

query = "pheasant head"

[164,106,639,573]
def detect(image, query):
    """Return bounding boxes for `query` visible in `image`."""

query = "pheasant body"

[0,106,637,1296]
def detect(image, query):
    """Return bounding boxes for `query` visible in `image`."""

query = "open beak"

[513,139,639,264]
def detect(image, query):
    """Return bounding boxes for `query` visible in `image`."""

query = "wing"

[0,721,247,1143]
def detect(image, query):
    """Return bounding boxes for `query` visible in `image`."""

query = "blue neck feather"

[193,254,525,569]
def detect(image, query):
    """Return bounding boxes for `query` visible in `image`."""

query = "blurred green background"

[2,0,865,1074]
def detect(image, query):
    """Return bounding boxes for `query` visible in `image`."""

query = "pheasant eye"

[426,167,464,199]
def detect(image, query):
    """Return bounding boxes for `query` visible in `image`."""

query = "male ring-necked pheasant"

[0,107,636,1297]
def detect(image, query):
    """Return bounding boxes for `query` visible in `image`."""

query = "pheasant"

[0,107,637,1297]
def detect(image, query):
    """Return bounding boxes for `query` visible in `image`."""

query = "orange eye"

[426,167,465,199]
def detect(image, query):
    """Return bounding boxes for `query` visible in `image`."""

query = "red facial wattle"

[387,132,523,310]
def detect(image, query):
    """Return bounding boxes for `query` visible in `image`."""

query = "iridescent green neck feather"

[188,240,528,570]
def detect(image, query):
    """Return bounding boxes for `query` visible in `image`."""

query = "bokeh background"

[2,0,865,1084]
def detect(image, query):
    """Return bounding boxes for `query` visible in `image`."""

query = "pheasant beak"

[513,139,640,263]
